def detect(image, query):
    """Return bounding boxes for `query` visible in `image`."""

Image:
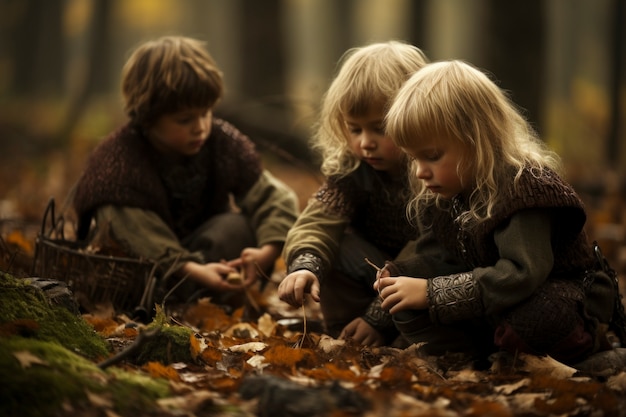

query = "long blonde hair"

[386,60,562,227]
[313,41,429,177]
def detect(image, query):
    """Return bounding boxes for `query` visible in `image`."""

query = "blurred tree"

[240,0,286,98]
[483,0,545,134]
[607,0,625,168]
[407,0,427,50]
[57,0,113,145]
[10,0,64,97]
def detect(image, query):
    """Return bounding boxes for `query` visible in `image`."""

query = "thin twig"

[364,257,382,272]
[97,326,162,369]
[294,303,308,349]
[365,257,384,299]
[253,261,272,281]
[162,273,190,309]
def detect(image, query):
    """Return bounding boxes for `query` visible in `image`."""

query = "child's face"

[402,137,469,199]
[146,107,212,156]
[344,109,405,176]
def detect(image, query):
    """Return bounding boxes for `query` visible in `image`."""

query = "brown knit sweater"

[314,163,415,259]
[73,118,262,240]
[427,167,595,275]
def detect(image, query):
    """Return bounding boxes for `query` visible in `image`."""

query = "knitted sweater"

[284,162,416,280]
[391,167,615,326]
[73,119,262,241]
[427,167,595,274]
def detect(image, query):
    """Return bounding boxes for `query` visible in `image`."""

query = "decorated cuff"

[427,272,483,324]
[287,252,327,281]
[362,297,394,332]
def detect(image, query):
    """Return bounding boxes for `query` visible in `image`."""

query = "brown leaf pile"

[83,290,626,417]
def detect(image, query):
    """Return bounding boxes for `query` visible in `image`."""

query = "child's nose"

[194,117,209,133]
[415,163,431,179]
[360,133,377,149]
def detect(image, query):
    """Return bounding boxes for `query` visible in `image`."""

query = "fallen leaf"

[607,372,626,393]
[190,333,206,360]
[224,322,259,339]
[142,361,181,381]
[317,335,345,353]
[6,230,34,254]
[448,368,482,382]
[257,313,276,337]
[494,378,530,395]
[518,353,577,378]
[86,390,113,408]
[200,345,223,364]
[263,344,314,369]
[13,350,48,368]
[505,393,550,412]
[229,341,268,353]
[157,390,220,413]
[247,354,269,370]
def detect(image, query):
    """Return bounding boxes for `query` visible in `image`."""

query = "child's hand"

[183,261,244,292]
[278,270,320,307]
[339,317,385,346]
[230,244,281,287]
[374,276,428,313]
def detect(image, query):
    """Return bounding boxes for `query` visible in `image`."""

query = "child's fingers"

[310,281,321,302]
[374,276,393,290]
[377,264,391,279]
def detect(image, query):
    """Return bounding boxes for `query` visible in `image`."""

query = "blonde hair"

[386,60,562,227]
[313,41,429,177]
[121,36,224,126]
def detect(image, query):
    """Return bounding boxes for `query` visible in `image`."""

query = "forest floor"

[1,134,626,416]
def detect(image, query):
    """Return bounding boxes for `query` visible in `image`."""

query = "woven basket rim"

[36,235,155,266]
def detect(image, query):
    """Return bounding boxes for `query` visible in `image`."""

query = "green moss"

[0,271,109,359]
[136,323,194,365]
[107,368,171,412]
[0,337,171,417]
[0,337,102,416]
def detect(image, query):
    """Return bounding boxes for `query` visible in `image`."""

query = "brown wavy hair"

[121,36,224,127]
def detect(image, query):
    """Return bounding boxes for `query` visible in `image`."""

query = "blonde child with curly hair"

[377,60,625,366]
[278,41,429,346]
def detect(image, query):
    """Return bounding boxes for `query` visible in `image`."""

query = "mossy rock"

[0,272,174,416]
[135,306,195,365]
[0,337,171,417]
[0,271,109,359]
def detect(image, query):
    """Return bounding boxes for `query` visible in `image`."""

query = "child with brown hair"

[72,36,299,308]
[377,60,626,367]
[278,41,429,346]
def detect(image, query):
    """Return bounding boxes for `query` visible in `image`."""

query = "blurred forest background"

[0,0,625,277]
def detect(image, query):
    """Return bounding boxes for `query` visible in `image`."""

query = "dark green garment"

[92,170,299,267]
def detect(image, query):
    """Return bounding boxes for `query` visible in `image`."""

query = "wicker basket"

[32,199,156,313]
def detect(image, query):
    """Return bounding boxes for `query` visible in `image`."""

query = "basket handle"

[40,198,65,239]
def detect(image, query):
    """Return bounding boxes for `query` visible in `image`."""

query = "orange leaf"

[200,345,223,364]
[183,299,235,332]
[83,315,120,337]
[142,361,181,381]
[263,344,314,369]
[6,230,34,254]
[302,362,361,382]
[379,366,415,386]
[208,376,238,392]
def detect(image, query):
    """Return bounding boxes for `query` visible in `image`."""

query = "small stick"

[294,303,307,349]
[364,257,382,271]
[365,257,384,299]
[97,326,161,369]
[253,261,272,281]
